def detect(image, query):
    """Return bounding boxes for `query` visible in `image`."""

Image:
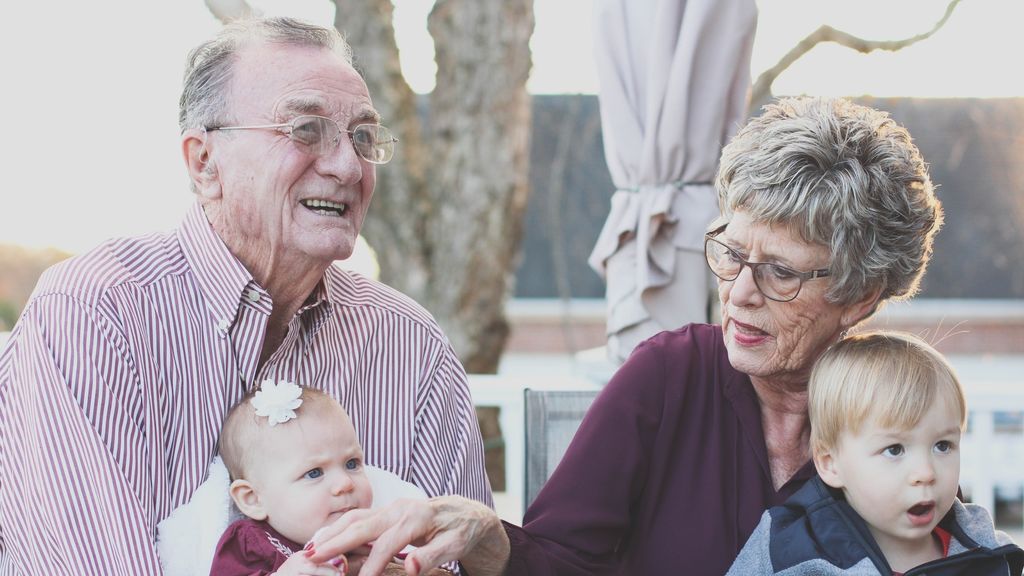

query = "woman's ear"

[182,128,221,199]
[813,449,845,489]
[840,285,883,330]
[229,479,268,521]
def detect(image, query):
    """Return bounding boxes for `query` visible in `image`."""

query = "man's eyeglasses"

[206,115,398,165]
[704,224,830,302]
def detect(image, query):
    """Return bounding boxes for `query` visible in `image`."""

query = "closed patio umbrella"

[588,0,758,363]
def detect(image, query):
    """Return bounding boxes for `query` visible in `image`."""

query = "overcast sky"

[2,0,1021,256]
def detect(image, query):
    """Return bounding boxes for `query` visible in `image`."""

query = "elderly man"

[0,17,490,573]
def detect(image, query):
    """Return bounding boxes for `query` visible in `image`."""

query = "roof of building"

[516,96,1024,300]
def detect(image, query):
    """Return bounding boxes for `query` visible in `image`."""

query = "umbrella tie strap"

[618,179,712,193]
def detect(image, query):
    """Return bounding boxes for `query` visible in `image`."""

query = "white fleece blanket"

[155,458,427,576]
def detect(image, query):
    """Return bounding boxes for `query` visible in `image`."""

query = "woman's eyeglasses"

[704,225,830,302]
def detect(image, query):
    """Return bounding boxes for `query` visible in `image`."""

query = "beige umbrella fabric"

[588,0,758,363]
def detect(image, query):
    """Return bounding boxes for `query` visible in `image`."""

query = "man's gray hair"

[715,96,943,307]
[178,16,353,132]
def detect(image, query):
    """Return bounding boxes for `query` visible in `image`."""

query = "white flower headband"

[251,380,303,426]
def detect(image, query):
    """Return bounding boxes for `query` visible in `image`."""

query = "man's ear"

[840,285,883,330]
[182,128,221,199]
[229,479,268,521]
[813,449,845,489]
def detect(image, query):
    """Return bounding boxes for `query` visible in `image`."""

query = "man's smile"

[300,198,348,216]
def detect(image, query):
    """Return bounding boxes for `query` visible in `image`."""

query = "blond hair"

[809,331,966,457]
[219,385,341,480]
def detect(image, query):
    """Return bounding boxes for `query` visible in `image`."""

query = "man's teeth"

[301,199,347,215]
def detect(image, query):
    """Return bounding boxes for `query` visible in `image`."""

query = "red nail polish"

[303,541,315,551]
[330,555,349,571]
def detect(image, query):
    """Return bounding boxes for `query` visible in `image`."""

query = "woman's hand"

[306,495,510,576]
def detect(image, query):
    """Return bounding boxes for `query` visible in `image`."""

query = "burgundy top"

[504,324,816,576]
[210,518,302,576]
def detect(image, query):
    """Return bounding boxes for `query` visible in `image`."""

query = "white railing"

[959,374,1024,534]
[472,354,1024,532]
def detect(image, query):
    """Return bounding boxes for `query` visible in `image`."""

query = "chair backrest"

[523,388,600,511]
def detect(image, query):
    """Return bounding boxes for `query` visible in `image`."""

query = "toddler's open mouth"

[907,501,936,527]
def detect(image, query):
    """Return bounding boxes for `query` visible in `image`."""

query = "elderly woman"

[308,96,944,576]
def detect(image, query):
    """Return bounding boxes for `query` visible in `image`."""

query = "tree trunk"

[333,0,432,303]
[425,0,534,373]
[335,0,534,374]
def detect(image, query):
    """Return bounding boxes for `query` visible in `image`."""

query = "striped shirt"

[0,202,492,575]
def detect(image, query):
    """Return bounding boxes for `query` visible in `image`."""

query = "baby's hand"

[272,550,347,576]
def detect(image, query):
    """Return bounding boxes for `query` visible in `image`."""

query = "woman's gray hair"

[715,96,943,308]
[178,16,353,132]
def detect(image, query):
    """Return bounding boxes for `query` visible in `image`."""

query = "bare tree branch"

[205,0,258,24]
[750,0,962,107]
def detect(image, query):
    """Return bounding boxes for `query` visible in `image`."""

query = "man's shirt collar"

[177,201,336,335]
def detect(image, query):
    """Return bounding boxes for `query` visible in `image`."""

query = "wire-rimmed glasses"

[703,224,830,302]
[207,115,398,164]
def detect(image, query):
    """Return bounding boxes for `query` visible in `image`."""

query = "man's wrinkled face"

[206,41,378,269]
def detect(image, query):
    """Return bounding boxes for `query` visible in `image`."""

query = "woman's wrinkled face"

[717,211,857,387]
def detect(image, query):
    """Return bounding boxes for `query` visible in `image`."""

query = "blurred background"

[1,0,1021,533]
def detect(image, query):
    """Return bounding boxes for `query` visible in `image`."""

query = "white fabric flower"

[251,380,303,426]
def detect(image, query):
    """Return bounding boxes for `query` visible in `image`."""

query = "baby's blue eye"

[304,468,324,479]
[345,458,361,471]
[935,440,954,453]
[882,444,904,457]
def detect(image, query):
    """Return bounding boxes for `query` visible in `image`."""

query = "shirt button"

[246,289,261,303]
[217,318,230,332]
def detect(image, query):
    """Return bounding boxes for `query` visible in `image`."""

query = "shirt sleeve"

[209,521,276,576]
[0,294,159,574]
[407,339,493,508]
[502,337,670,576]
